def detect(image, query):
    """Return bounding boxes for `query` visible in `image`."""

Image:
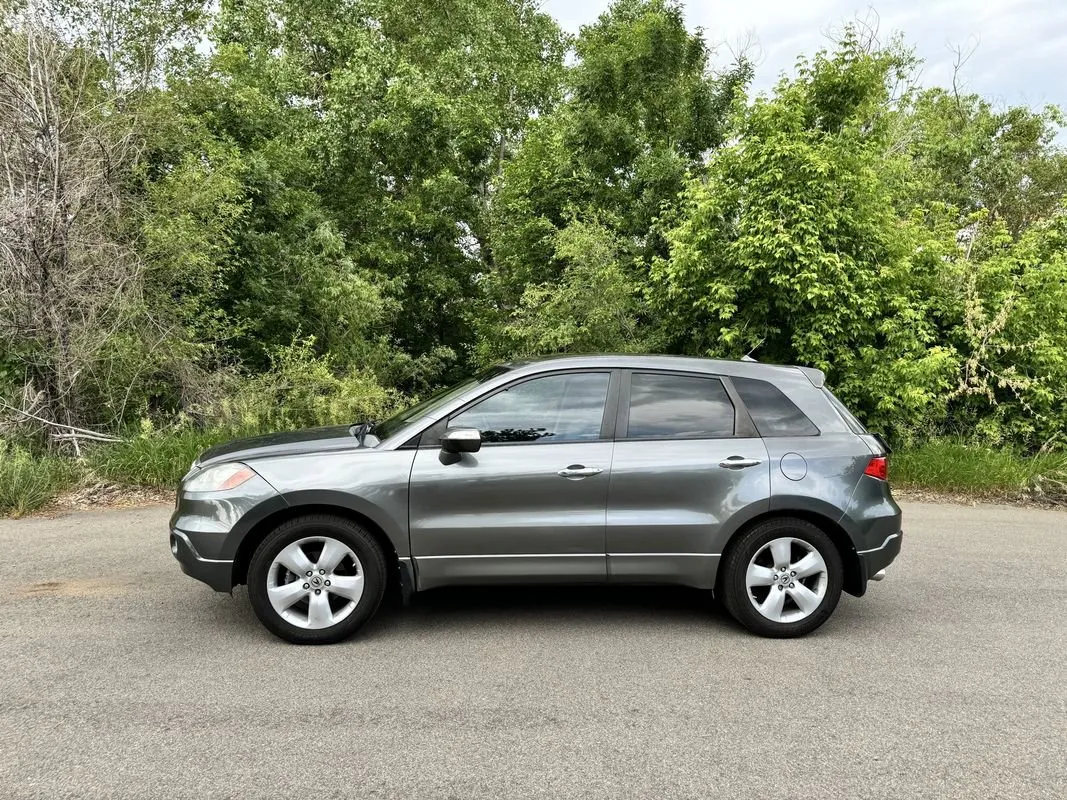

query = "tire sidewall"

[723,519,844,638]
[248,516,387,645]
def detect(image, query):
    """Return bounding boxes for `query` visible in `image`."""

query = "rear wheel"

[247,515,387,644]
[721,518,843,638]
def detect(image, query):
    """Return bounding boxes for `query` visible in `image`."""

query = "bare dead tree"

[0,6,147,443]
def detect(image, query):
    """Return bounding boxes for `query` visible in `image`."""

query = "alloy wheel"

[745,536,828,623]
[266,536,365,629]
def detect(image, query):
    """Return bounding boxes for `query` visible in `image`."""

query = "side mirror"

[440,427,482,454]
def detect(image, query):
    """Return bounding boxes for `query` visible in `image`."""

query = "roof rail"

[797,366,826,387]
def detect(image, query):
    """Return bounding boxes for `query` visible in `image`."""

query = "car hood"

[196,425,369,468]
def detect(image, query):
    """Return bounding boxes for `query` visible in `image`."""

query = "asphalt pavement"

[0,500,1064,799]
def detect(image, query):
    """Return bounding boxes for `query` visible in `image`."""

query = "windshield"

[372,365,511,442]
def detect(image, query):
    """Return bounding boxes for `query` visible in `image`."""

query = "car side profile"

[169,355,902,643]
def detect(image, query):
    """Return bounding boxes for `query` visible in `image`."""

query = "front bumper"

[169,470,287,592]
[857,530,902,584]
[170,529,235,592]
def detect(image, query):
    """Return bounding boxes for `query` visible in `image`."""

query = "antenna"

[741,340,764,363]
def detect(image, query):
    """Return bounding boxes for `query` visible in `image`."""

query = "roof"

[502,354,825,387]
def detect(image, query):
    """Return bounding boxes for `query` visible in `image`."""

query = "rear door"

[606,371,770,588]
[408,370,618,589]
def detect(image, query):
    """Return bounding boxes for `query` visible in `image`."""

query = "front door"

[606,371,770,589]
[408,371,616,589]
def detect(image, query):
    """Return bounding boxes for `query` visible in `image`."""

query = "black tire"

[247,514,387,644]
[720,517,843,638]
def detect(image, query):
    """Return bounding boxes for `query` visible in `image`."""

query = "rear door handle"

[557,465,603,479]
[719,457,762,469]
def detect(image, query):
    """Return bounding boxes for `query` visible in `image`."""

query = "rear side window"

[625,373,735,439]
[732,377,819,437]
[821,387,868,434]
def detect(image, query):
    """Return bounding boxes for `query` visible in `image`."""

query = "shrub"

[0,442,80,516]
[87,427,238,488]
[207,338,408,432]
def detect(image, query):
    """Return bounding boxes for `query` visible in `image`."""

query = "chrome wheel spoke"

[276,542,314,576]
[747,537,829,623]
[759,587,786,621]
[268,536,365,630]
[746,564,776,587]
[267,580,308,613]
[769,538,792,569]
[787,582,821,615]
[790,551,825,579]
[307,590,334,628]
[317,538,350,574]
[328,574,364,603]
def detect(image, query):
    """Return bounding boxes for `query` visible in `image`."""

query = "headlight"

[184,463,256,492]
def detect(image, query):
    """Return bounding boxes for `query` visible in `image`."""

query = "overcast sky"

[540,0,1067,112]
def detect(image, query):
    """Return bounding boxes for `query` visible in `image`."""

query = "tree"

[0,10,151,436]
[650,29,958,435]
[480,0,750,357]
[157,0,567,378]
[485,219,652,361]
[898,87,1067,237]
[941,208,1067,445]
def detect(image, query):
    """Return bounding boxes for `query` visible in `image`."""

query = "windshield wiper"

[349,420,376,446]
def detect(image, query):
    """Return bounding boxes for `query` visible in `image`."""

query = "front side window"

[450,372,610,444]
[374,365,511,442]
[625,373,735,439]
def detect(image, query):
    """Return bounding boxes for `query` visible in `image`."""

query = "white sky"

[540,0,1067,112]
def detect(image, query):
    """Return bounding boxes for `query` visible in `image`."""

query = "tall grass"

[87,428,242,488]
[893,440,1067,500]
[0,443,81,517]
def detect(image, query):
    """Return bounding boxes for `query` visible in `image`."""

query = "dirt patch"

[29,482,172,518]
[894,486,1066,509]
[15,577,134,598]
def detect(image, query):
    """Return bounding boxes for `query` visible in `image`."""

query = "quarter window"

[450,372,610,444]
[732,377,819,437]
[625,373,734,439]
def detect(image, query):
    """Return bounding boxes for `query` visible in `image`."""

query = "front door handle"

[557,465,603,479]
[719,457,762,469]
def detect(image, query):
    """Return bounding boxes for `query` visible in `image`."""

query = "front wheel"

[720,518,843,638]
[247,515,387,644]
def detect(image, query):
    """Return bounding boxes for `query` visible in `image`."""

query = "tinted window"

[821,387,868,434]
[733,377,819,437]
[451,373,609,444]
[376,365,511,442]
[626,373,734,438]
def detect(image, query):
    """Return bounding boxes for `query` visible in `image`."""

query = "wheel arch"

[716,508,865,597]
[232,500,404,599]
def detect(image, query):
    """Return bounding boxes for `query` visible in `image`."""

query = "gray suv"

[170,355,901,643]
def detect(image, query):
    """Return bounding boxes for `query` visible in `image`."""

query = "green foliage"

[941,209,1067,445]
[650,31,957,434]
[483,0,751,326]
[217,339,407,432]
[153,0,567,372]
[894,440,1067,500]
[484,219,654,362]
[87,340,409,487]
[900,89,1067,236]
[87,427,232,488]
[0,442,80,517]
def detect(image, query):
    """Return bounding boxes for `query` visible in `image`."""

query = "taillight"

[864,456,888,481]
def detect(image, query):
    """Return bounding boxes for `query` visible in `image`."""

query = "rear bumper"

[170,529,234,592]
[858,530,902,583]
